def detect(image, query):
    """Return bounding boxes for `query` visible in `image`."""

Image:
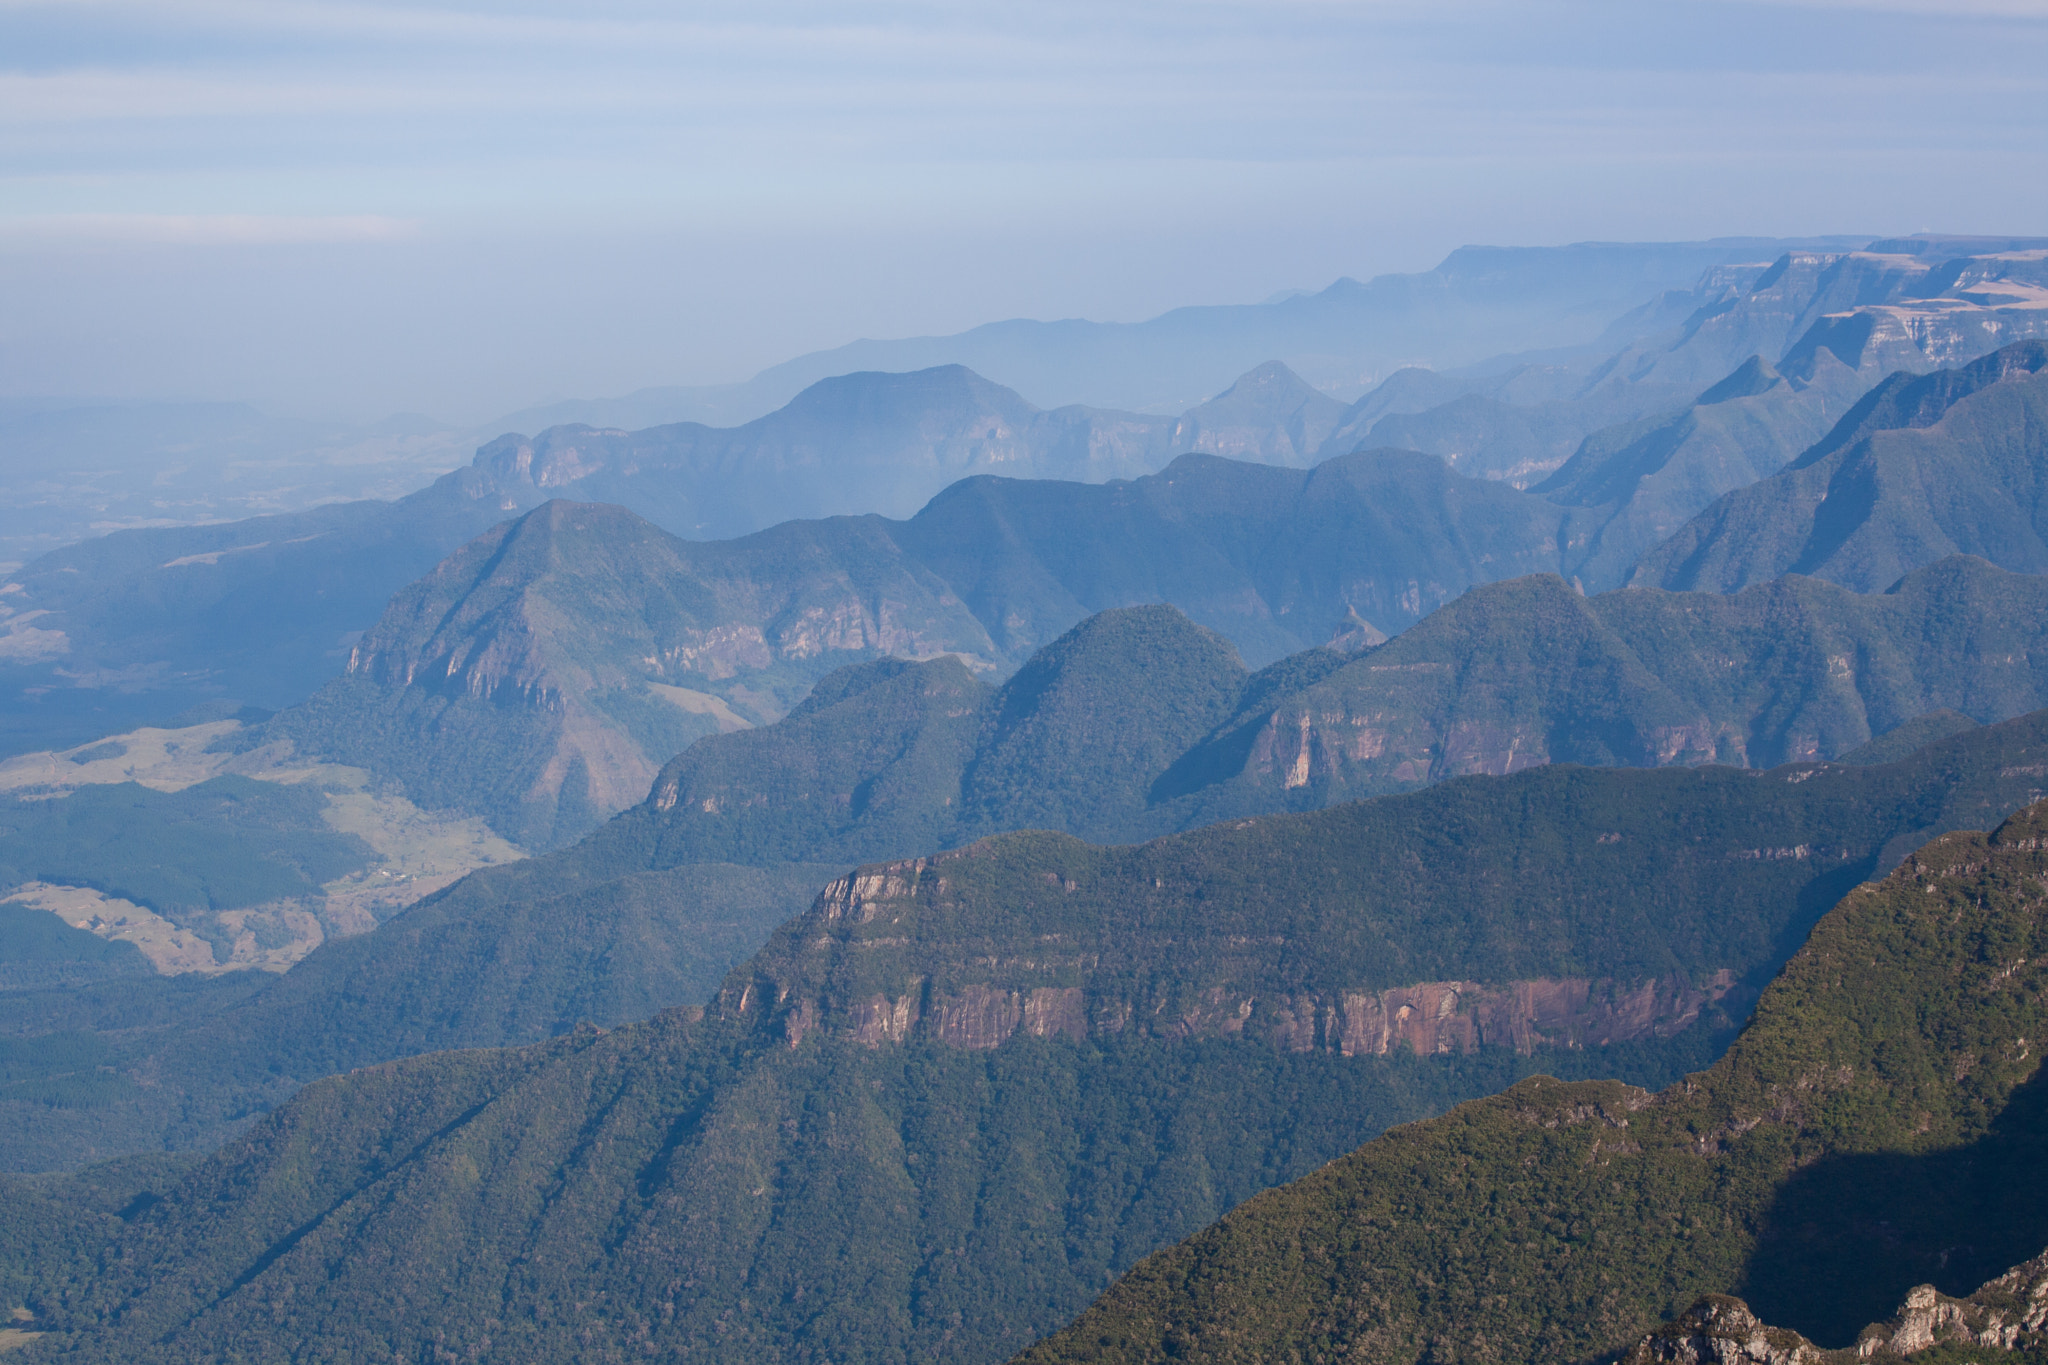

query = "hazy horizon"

[3,0,2045,425]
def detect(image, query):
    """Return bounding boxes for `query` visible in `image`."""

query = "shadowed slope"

[1634,341,2048,593]
[1014,800,2048,1364]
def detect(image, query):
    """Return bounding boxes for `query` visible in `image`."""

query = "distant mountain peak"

[1694,354,1783,406]
[1208,359,1321,401]
[1171,360,1347,465]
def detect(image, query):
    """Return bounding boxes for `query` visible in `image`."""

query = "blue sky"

[2,0,2045,421]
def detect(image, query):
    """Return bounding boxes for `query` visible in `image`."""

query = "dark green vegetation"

[1636,341,2048,593]
[0,778,371,925]
[27,576,2011,1166]
[261,498,998,847]
[0,854,831,1171]
[620,605,1247,862]
[584,560,2048,866]
[266,447,1585,845]
[0,1154,202,1326]
[8,719,2048,1360]
[1192,554,2048,817]
[1015,799,2048,1365]
[0,908,146,992]
[1837,709,1981,765]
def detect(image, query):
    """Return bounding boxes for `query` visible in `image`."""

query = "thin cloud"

[0,213,420,244]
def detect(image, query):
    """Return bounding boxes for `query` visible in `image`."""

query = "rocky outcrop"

[1625,1297,1823,1364]
[732,857,1736,1054]
[1628,1248,2048,1363]
[1849,1251,2048,1358]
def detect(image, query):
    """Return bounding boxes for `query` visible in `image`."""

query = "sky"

[1,0,2045,424]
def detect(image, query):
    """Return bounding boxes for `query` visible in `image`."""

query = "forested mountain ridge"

[452,557,2048,864]
[57,589,2048,1173]
[10,719,2048,1361]
[263,451,1582,846]
[1015,798,2048,1364]
[266,500,998,848]
[1180,555,2048,820]
[240,333,2048,849]
[1635,339,2048,593]
[1531,354,1870,589]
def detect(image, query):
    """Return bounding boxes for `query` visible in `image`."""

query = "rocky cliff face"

[731,856,1739,1056]
[1010,801,2048,1365]
[281,500,1000,847]
[1626,1296,1825,1365]
[1629,1247,2048,1362]
[1602,249,2048,395]
[1182,557,2048,815]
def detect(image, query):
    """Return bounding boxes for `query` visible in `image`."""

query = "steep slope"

[1634,341,2048,593]
[624,605,1247,868]
[285,531,2048,861]
[0,609,1246,1166]
[269,452,1588,846]
[1017,798,2048,1364]
[892,448,1570,663]
[31,579,2046,1171]
[1165,361,1347,465]
[12,241,2026,764]
[14,722,2048,1361]
[1538,353,1871,589]
[1309,243,2048,528]
[1163,556,2048,819]
[1294,241,2048,507]
[1599,244,2048,394]
[269,500,996,848]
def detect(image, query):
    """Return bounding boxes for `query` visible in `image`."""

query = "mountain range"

[268,514,2048,852]
[7,716,2047,1361]
[9,240,2046,766]
[501,237,1878,426]
[10,234,2048,1365]
[1635,339,2048,593]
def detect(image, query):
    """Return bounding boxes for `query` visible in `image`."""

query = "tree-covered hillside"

[1016,799,2048,1364]
[9,718,2048,1361]
[1176,554,2048,822]
[1635,340,2048,593]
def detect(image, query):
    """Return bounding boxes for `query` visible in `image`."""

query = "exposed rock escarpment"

[1626,1296,1824,1364]
[1008,800,2048,1365]
[1629,1247,2048,1362]
[726,851,1737,1055]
